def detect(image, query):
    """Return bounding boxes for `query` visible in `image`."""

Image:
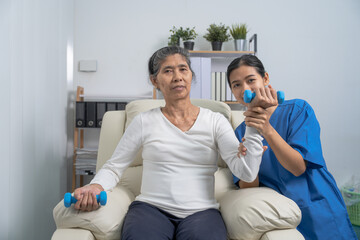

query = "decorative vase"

[234,39,246,51]
[211,41,222,51]
[183,41,194,50]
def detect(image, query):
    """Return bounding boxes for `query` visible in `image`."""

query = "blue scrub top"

[233,99,356,240]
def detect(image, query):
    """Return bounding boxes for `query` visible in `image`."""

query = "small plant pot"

[183,41,195,50]
[234,39,246,51]
[211,41,222,51]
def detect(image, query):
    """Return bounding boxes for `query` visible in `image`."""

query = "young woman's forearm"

[239,175,259,188]
[263,126,306,176]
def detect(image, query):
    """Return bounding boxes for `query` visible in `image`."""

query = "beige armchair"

[52,99,304,240]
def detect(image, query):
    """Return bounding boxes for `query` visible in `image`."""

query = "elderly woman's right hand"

[238,137,268,158]
[73,184,104,211]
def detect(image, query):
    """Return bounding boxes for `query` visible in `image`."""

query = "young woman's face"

[229,65,269,105]
[151,54,193,101]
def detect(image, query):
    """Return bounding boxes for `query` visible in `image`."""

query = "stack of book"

[75,148,98,175]
[211,72,236,102]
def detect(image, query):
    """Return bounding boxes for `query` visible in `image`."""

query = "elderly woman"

[72,46,265,240]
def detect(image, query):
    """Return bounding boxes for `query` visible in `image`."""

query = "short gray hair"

[148,46,195,79]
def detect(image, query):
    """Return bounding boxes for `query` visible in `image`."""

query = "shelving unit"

[185,34,257,104]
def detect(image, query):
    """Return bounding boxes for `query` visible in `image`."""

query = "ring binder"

[76,102,86,127]
[96,102,106,127]
[85,102,96,128]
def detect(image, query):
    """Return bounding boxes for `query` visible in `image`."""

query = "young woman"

[228,54,357,240]
[71,47,266,240]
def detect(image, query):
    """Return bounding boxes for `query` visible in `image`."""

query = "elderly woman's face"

[151,54,193,100]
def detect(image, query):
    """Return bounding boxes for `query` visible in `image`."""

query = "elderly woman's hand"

[237,137,268,158]
[73,184,104,212]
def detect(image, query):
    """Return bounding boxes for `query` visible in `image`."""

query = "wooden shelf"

[189,33,258,58]
[189,50,255,58]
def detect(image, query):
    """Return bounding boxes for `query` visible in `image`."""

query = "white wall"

[74,0,360,186]
[0,0,74,239]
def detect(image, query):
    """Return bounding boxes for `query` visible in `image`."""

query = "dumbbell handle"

[64,191,107,208]
[244,89,285,104]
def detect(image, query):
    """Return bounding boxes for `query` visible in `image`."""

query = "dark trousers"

[121,201,227,240]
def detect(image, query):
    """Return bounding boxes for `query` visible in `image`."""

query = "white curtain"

[0,0,74,239]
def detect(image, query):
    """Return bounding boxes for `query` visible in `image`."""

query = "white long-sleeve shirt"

[91,107,263,218]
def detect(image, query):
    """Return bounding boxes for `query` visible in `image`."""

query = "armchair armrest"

[260,229,304,240]
[53,185,135,240]
[219,187,302,240]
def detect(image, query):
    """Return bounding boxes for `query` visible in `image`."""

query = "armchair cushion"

[53,186,135,240]
[52,229,96,240]
[219,187,301,240]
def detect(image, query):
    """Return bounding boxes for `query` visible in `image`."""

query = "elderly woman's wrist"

[91,183,104,192]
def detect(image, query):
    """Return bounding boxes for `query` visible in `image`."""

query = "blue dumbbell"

[243,89,285,104]
[64,191,107,208]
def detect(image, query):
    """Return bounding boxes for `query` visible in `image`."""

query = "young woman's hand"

[73,184,104,212]
[244,105,277,136]
[248,85,278,109]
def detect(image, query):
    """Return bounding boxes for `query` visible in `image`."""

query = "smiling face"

[151,53,193,102]
[229,65,269,105]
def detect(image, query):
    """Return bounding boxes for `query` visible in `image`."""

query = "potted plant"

[230,23,249,51]
[178,27,198,50]
[203,23,231,51]
[168,26,180,46]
